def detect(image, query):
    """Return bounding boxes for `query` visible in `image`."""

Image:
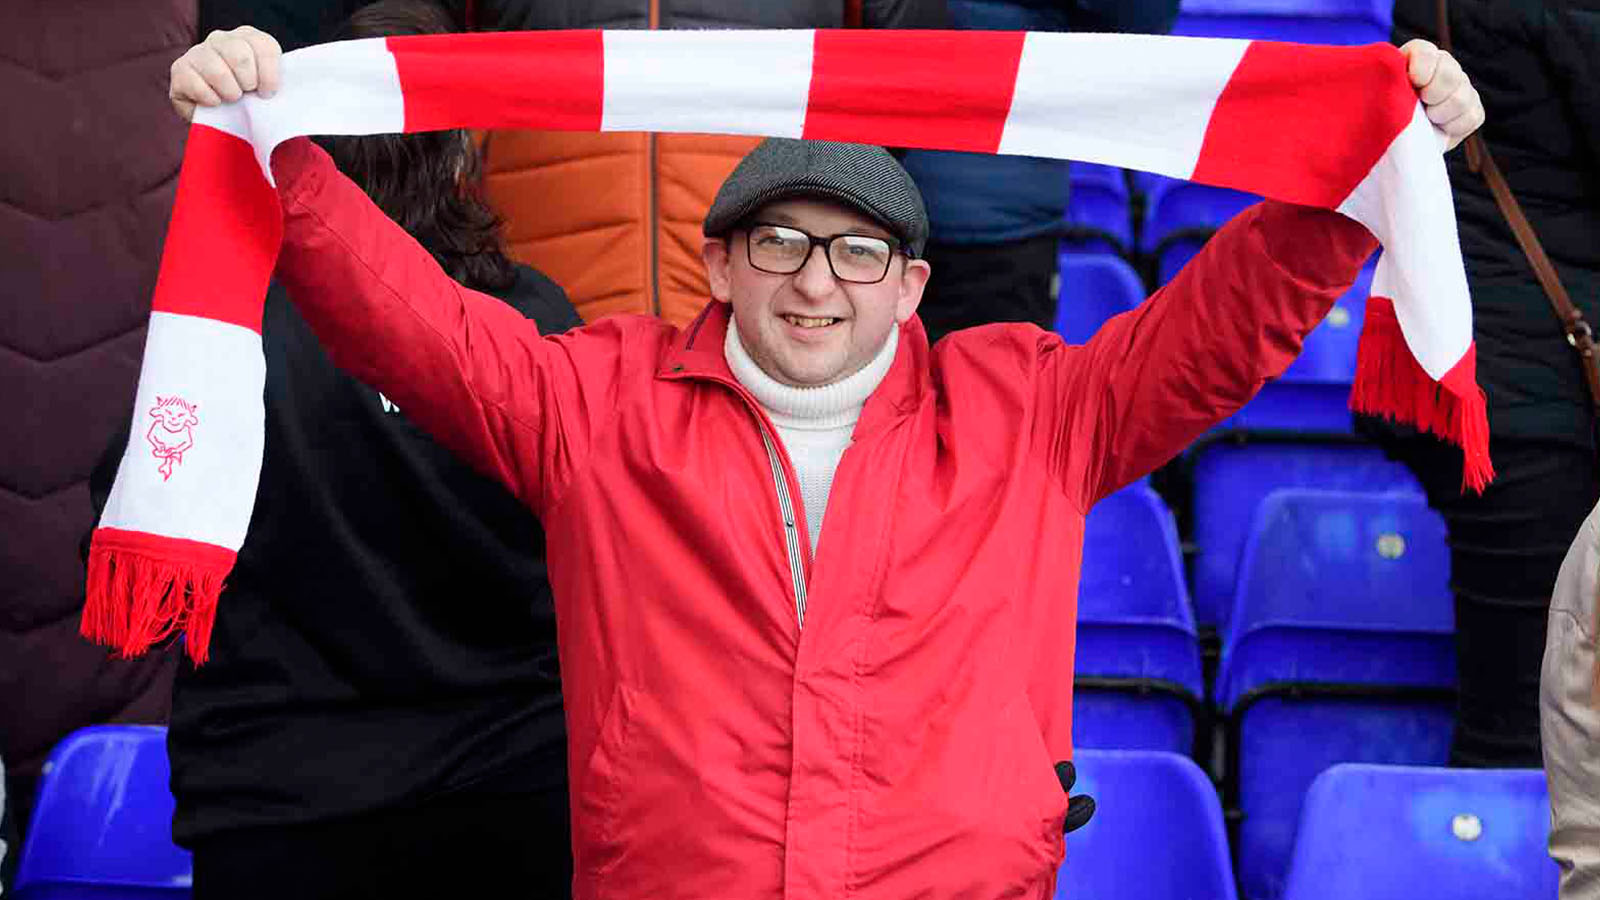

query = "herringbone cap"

[704,138,929,257]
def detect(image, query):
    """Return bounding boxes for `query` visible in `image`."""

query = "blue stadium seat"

[1172,0,1391,45]
[1055,750,1238,900]
[1282,765,1559,900]
[1217,490,1457,900]
[14,725,191,900]
[1140,179,1260,284]
[1054,254,1147,345]
[1064,162,1133,255]
[1189,441,1422,628]
[1218,254,1379,434]
[1075,486,1203,752]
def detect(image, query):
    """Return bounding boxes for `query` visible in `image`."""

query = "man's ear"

[702,238,734,302]
[894,258,931,324]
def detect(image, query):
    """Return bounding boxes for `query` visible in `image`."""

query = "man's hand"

[1055,761,1097,833]
[1399,39,1484,151]
[169,26,283,123]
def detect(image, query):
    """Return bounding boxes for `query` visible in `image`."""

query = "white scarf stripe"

[998,32,1250,179]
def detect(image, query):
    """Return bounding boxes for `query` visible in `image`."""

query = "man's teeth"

[782,315,840,329]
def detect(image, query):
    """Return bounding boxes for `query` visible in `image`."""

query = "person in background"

[899,0,1178,344]
[468,0,947,327]
[1358,0,1600,769]
[1544,502,1600,900]
[92,3,581,897]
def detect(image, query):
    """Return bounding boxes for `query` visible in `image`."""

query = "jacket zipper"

[759,429,810,629]
[672,357,813,631]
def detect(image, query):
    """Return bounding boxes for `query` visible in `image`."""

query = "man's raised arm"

[170,28,628,513]
[271,137,627,512]
[1031,38,1483,507]
[1033,199,1378,507]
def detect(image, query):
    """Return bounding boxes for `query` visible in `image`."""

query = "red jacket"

[273,138,1376,899]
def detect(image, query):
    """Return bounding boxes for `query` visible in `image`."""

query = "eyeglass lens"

[747,224,893,284]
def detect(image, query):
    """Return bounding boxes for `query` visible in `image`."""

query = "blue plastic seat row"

[1218,489,1457,900]
[1075,485,1204,754]
[23,728,1552,900]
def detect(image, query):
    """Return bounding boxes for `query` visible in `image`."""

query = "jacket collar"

[658,301,929,434]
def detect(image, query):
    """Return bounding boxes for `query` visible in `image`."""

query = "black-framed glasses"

[744,223,902,285]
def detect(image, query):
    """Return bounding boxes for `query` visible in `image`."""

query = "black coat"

[89,268,582,844]
[1389,0,1600,445]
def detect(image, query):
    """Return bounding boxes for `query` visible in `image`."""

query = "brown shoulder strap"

[1435,0,1600,416]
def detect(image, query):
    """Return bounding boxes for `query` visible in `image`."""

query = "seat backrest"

[1227,488,1450,639]
[1056,750,1238,900]
[1172,0,1391,44]
[1069,161,1129,196]
[1063,143,1132,254]
[15,726,191,899]
[1054,254,1146,345]
[1078,485,1203,694]
[1141,180,1260,256]
[1282,764,1559,900]
[1081,485,1191,627]
[1217,488,1453,708]
[1189,442,1422,628]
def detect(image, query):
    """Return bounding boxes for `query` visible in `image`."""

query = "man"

[168,27,1483,898]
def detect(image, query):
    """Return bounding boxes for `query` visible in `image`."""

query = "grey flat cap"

[704,138,929,257]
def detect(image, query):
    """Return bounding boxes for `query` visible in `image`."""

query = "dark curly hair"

[317,0,517,293]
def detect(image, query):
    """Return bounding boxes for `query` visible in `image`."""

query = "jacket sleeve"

[1034,200,1378,508]
[1547,3,1600,183]
[272,137,629,515]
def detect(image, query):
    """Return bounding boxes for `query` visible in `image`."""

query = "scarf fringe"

[1351,296,1494,494]
[83,533,225,664]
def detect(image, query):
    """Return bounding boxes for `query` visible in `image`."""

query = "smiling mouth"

[781,314,843,329]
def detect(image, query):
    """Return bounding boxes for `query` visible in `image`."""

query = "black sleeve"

[81,416,133,564]
[499,264,586,335]
[1546,4,1600,181]
[862,0,950,30]
[198,0,373,49]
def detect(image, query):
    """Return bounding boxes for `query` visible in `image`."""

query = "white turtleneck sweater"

[725,320,898,553]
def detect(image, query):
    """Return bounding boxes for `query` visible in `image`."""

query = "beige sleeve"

[1544,500,1600,900]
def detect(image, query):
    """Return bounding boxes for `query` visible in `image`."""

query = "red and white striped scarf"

[85,29,1491,663]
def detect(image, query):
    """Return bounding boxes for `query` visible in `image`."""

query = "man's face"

[702,198,930,388]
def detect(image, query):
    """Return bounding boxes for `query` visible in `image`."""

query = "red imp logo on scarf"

[147,395,199,482]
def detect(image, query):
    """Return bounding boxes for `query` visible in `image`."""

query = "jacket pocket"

[574,683,640,880]
[1003,696,1071,854]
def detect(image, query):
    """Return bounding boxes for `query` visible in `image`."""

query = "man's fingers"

[169,95,198,123]
[1401,38,1442,92]
[169,57,222,121]
[236,26,283,97]
[189,42,245,102]
[1432,93,1485,151]
[1418,53,1466,106]
[1424,83,1474,127]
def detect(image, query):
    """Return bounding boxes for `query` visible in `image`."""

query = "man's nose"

[793,244,838,297]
